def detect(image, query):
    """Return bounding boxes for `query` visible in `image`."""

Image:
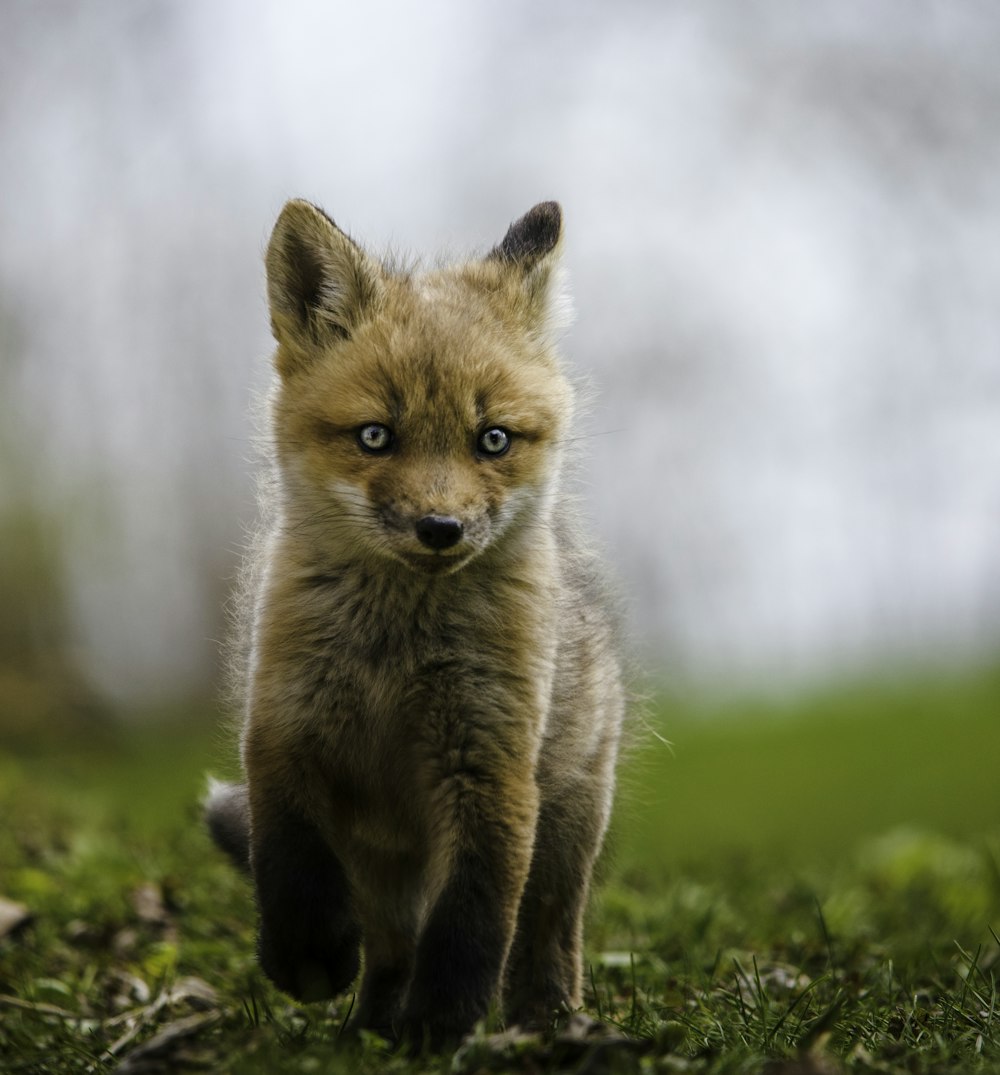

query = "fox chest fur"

[206,199,625,1047]
[249,539,561,859]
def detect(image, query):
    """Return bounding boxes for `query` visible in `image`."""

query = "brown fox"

[204,199,625,1047]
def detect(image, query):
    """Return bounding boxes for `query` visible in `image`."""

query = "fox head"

[264,199,575,575]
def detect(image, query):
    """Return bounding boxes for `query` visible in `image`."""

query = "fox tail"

[203,777,251,873]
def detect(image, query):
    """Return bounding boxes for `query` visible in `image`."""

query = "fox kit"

[205,199,625,1046]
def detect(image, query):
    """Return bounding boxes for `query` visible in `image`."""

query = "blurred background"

[2,0,999,733]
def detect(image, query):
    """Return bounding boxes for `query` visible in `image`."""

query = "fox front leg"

[398,761,538,1049]
[252,818,360,1002]
[246,767,361,1002]
[203,778,360,999]
[503,771,613,1028]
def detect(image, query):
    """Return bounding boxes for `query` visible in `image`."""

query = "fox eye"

[357,423,394,453]
[478,427,511,457]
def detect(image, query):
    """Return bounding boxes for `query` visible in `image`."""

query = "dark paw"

[396,1003,483,1055]
[349,1003,402,1043]
[258,926,360,1002]
[506,999,572,1035]
[395,1017,443,1056]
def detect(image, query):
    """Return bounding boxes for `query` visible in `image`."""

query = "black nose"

[415,515,464,551]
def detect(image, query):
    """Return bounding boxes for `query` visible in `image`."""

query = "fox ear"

[486,201,570,338]
[265,199,383,372]
[488,201,562,268]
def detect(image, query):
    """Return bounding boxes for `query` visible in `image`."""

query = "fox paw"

[258,928,360,1003]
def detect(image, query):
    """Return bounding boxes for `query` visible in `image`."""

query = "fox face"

[266,201,574,575]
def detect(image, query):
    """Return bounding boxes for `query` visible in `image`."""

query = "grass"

[0,667,997,1073]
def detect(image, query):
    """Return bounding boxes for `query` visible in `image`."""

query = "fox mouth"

[398,549,472,575]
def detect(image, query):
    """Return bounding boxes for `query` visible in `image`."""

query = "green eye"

[357,423,394,453]
[478,427,511,457]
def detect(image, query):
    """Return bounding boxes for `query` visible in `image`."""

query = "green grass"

[0,667,997,1073]
[619,666,1000,868]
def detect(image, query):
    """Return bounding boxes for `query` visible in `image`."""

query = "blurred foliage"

[0,305,110,751]
[0,502,110,753]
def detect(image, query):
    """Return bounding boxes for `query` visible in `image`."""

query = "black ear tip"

[527,200,562,247]
[531,200,562,227]
[492,200,563,265]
